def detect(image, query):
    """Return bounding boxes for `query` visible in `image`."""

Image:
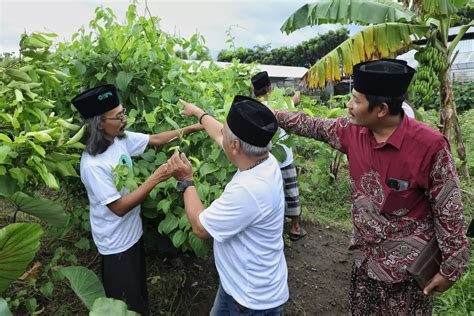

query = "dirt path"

[148,220,353,315]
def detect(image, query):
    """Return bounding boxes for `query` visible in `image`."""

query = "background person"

[252,71,306,241]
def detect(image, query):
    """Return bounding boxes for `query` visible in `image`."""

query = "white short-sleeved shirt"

[80,131,149,255]
[402,102,415,119]
[199,155,289,310]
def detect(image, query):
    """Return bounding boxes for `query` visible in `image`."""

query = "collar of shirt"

[360,114,408,150]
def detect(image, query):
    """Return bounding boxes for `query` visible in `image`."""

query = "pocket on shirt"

[380,188,414,217]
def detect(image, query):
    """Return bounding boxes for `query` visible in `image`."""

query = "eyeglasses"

[103,109,127,121]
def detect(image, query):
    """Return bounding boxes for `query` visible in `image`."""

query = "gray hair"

[82,115,116,156]
[226,127,272,157]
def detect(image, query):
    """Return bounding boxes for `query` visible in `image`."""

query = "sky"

[0,0,353,58]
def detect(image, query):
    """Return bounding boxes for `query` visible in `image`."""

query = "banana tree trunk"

[439,66,469,180]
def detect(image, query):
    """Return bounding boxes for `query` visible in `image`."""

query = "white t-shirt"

[199,155,289,310]
[402,102,415,119]
[275,129,294,168]
[80,131,149,255]
[262,100,294,168]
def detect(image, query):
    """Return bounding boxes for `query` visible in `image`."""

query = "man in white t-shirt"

[71,84,202,315]
[251,71,306,241]
[166,96,289,314]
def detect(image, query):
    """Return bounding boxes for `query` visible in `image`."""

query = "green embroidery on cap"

[98,92,113,100]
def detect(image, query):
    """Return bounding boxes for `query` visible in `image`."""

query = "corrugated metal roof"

[184,60,307,79]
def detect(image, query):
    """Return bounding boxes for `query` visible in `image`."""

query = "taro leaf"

[59,266,105,311]
[0,174,19,198]
[0,298,12,316]
[10,192,67,227]
[89,297,138,316]
[0,223,43,292]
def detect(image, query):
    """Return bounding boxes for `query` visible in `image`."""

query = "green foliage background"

[0,2,473,315]
[217,28,349,68]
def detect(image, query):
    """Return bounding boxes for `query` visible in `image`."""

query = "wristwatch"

[177,180,195,193]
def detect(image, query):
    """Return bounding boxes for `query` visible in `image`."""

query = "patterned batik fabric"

[349,262,433,316]
[281,163,301,217]
[274,110,470,283]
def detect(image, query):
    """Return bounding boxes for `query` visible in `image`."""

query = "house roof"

[184,60,307,79]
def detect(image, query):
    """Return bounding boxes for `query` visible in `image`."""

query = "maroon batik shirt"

[275,110,469,283]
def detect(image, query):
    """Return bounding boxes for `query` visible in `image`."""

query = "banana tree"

[282,0,472,178]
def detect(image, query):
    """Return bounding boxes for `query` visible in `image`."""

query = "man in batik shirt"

[274,59,469,315]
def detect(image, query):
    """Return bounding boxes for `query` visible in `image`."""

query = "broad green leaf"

[164,115,179,129]
[75,61,86,75]
[161,86,175,103]
[59,266,105,311]
[158,213,179,234]
[0,146,11,164]
[197,182,210,200]
[0,298,12,316]
[157,199,172,214]
[154,152,168,165]
[199,163,219,177]
[5,69,32,82]
[140,149,156,162]
[271,144,288,163]
[178,214,190,229]
[302,23,429,88]
[74,237,90,250]
[0,174,19,198]
[116,71,133,91]
[56,118,80,131]
[39,281,54,298]
[26,131,53,142]
[167,69,180,81]
[14,89,24,102]
[281,0,415,34]
[27,140,45,157]
[171,230,186,248]
[188,232,208,257]
[0,223,44,292]
[52,161,79,177]
[89,297,138,316]
[147,91,161,98]
[21,33,51,49]
[32,163,59,189]
[423,0,458,15]
[25,298,37,313]
[65,124,86,146]
[10,191,67,226]
[53,69,70,80]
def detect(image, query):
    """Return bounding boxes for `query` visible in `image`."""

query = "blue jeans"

[210,284,285,316]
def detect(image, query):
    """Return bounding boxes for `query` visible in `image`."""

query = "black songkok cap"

[226,95,277,147]
[251,71,271,91]
[353,58,415,97]
[71,84,120,119]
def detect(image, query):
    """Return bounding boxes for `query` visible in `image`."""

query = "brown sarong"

[349,261,433,316]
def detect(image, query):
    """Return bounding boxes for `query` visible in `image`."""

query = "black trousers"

[101,238,149,315]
